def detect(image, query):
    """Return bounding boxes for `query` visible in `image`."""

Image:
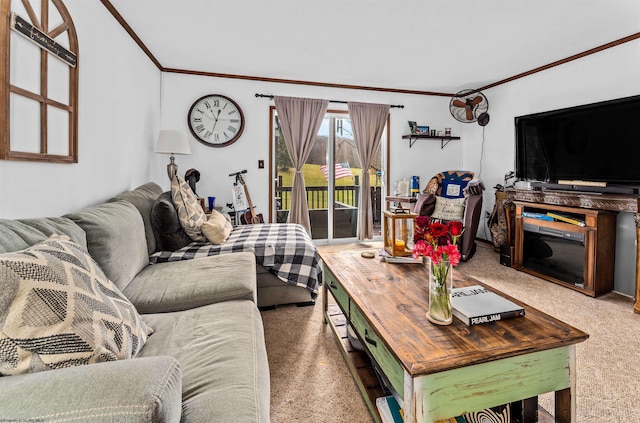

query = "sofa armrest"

[0,357,182,423]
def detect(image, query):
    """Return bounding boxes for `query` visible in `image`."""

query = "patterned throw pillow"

[431,196,465,221]
[171,175,207,241]
[0,235,152,376]
[441,178,469,199]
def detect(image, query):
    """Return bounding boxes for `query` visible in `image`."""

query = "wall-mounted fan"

[449,89,490,126]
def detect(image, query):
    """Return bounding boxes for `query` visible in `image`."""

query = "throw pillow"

[151,192,192,251]
[430,196,465,221]
[201,210,233,245]
[441,178,469,199]
[171,175,207,242]
[0,235,152,376]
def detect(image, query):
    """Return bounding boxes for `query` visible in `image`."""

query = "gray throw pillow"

[151,192,192,252]
[0,235,152,376]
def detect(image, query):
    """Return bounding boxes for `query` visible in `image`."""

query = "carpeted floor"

[261,241,640,422]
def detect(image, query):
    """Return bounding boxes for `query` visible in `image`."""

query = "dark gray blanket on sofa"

[149,223,322,297]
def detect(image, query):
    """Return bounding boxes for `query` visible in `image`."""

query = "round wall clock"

[187,94,245,147]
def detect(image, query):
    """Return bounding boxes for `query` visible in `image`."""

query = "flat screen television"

[515,94,640,193]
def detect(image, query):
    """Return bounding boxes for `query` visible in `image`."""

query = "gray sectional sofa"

[0,183,270,422]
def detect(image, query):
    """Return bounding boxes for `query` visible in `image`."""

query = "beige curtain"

[348,102,390,240]
[274,96,329,234]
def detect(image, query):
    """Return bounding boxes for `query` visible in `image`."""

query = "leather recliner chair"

[413,170,485,262]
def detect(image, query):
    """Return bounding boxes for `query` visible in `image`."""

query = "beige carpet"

[262,241,640,422]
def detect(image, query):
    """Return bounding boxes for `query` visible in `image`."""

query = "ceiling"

[109,0,640,95]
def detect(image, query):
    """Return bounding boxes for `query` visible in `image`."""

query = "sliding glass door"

[271,108,386,241]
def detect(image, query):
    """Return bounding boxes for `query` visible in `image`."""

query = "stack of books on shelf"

[522,211,585,226]
[546,212,585,226]
[452,285,525,326]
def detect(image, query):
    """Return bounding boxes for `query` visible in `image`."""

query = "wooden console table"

[321,249,588,423]
[504,188,640,313]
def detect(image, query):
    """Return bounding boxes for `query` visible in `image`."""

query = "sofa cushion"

[431,196,465,221]
[65,200,148,291]
[0,356,182,423]
[109,182,163,255]
[0,236,152,376]
[201,210,233,245]
[124,252,257,313]
[171,175,207,242]
[151,192,192,252]
[139,300,270,423]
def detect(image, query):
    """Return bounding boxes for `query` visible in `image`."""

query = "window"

[270,107,388,240]
[1,0,79,162]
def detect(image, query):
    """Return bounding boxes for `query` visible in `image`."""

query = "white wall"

[160,74,468,220]
[0,0,162,219]
[468,40,640,296]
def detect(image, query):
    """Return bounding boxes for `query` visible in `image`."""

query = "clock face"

[187,95,245,147]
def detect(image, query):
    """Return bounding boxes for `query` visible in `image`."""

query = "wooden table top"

[320,249,589,377]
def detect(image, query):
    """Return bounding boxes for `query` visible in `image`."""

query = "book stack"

[546,212,585,226]
[452,285,525,326]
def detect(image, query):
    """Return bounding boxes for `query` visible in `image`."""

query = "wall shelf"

[401,134,461,149]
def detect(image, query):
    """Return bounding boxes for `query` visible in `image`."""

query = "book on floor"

[376,395,404,423]
[451,285,525,326]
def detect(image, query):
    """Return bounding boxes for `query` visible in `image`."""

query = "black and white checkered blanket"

[149,223,322,297]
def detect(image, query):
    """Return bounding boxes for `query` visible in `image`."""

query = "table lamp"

[155,130,191,180]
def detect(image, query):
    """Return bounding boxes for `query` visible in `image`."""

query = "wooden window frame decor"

[0,0,78,163]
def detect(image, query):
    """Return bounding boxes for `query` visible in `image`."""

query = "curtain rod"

[255,93,404,109]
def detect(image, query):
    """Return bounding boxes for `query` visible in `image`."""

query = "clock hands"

[211,109,221,133]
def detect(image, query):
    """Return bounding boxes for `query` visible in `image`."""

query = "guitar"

[236,171,264,225]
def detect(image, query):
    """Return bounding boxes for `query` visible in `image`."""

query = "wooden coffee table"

[321,249,588,423]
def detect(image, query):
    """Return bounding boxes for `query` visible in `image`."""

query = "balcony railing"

[276,185,382,219]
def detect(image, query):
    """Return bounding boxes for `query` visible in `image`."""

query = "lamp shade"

[155,130,191,155]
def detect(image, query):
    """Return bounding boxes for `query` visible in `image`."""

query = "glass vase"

[426,257,453,325]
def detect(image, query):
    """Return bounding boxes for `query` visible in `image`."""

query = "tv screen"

[515,95,640,188]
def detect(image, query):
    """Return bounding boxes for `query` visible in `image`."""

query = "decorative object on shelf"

[408,121,418,134]
[156,130,191,181]
[449,89,490,126]
[187,94,245,147]
[410,175,420,197]
[445,127,451,136]
[412,217,463,325]
[416,125,429,134]
[383,211,417,257]
[393,179,410,197]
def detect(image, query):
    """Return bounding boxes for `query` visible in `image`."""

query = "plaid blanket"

[149,223,322,297]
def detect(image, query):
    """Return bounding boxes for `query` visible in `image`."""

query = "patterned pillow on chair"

[0,235,152,376]
[431,196,465,221]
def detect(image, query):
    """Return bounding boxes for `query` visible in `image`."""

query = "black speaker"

[500,243,512,267]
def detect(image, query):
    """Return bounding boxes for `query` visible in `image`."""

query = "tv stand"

[514,202,617,297]
[504,188,640,313]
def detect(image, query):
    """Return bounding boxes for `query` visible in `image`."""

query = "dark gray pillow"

[151,192,192,252]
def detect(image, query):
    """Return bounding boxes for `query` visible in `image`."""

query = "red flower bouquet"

[412,216,463,265]
[413,216,464,324]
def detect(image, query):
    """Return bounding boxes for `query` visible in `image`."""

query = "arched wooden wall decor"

[0,0,78,162]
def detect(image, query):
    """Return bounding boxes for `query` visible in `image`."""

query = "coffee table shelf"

[325,303,385,423]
